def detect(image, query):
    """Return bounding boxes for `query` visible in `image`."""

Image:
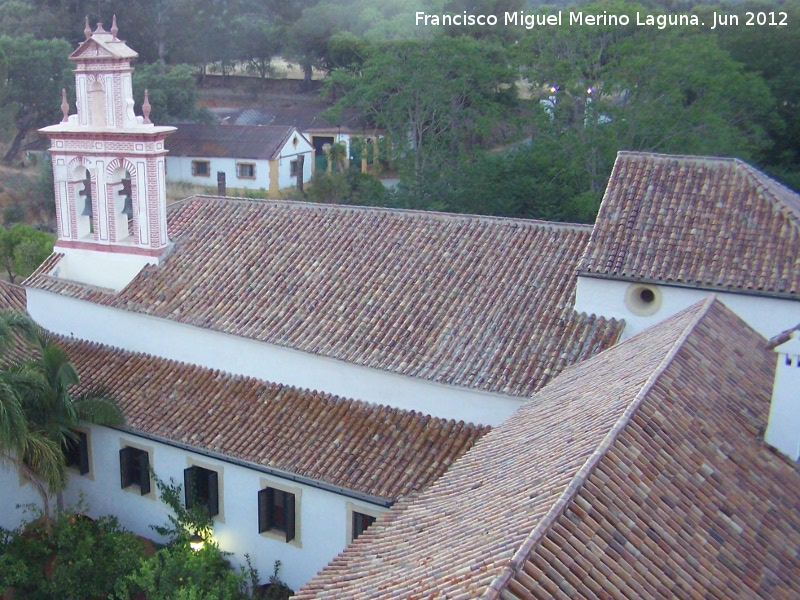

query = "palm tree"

[0,311,124,535]
[328,142,348,173]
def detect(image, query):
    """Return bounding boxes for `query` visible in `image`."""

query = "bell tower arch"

[38,17,175,291]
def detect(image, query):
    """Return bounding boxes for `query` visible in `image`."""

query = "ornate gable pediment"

[69,35,137,61]
[70,39,115,60]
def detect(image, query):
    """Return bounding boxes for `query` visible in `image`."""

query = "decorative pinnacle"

[60,89,69,122]
[95,22,106,34]
[84,16,91,39]
[111,15,118,39]
[142,90,152,124]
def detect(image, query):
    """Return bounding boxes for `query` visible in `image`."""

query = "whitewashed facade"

[1,423,387,591]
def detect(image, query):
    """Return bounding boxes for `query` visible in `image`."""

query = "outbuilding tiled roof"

[26,198,624,398]
[165,124,305,160]
[0,281,486,501]
[579,152,800,298]
[296,298,800,599]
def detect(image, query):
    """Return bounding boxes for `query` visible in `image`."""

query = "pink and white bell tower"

[38,17,175,290]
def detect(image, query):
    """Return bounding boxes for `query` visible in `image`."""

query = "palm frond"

[0,380,27,447]
[19,431,67,494]
[0,311,38,360]
[73,388,125,427]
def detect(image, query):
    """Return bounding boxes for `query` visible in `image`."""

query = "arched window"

[75,167,93,238]
[112,167,134,240]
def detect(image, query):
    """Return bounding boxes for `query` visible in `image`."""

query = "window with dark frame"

[192,160,210,177]
[62,431,89,475]
[237,163,255,178]
[352,511,376,541]
[184,466,219,517]
[119,446,151,495]
[258,487,296,542]
[290,160,299,177]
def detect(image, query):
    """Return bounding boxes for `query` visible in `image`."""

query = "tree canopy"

[0,35,72,163]
[0,224,55,284]
[326,35,516,207]
[0,0,797,221]
[0,312,123,535]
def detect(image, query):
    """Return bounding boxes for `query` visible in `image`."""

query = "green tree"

[513,0,776,218]
[326,35,516,208]
[234,9,282,80]
[326,142,347,172]
[0,312,124,535]
[132,62,211,124]
[0,508,146,600]
[125,475,260,600]
[713,0,800,188]
[0,35,72,163]
[285,2,349,90]
[0,224,54,284]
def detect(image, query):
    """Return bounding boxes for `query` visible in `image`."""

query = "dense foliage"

[0,311,124,536]
[0,0,797,220]
[0,35,72,163]
[0,477,293,599]
[0,508,146,600]
[0,223,55,283]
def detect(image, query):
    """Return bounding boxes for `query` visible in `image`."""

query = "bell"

[81,199,93,217]
[121,195,133,216]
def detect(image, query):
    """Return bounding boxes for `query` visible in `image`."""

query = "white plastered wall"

[50,246,159,291]
[0,424,387,591]
[27,289,523,426]
[764,335,800,461]
[166,156,272,190]
[575,276,800,341]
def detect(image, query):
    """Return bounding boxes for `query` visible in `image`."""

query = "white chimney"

[765,328,800,461]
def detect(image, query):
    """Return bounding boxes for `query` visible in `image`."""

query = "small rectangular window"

[237,163,255,179]
[63,431,89,475]
[192,160,210,177]
[290,160,299,177]
[258,487,296,542]
[352,511,376,541]
[184,466,219,517]
[119,447,151,495]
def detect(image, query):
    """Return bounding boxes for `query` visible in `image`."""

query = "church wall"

[0,423,388,591]
[0,462,43,530]
[575,276,800,340]
[27,289,523,426]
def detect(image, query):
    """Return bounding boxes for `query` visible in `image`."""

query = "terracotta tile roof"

[766,322,800,350]
[165,124,304,160]
[0,281,31,363]
[26,198,624,398]
[0,280,26,312]
[66,338,487,500]
[0,281,487,501]
[579,152,800,298]
[296,298,800,599]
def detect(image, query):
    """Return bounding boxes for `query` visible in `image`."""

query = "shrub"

[0,508,146,600]
[126,543,252,600]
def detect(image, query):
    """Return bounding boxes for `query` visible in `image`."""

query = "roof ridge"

[737,161,800,230]
[482,296,717,600]
[616,150,741,164]
[180,195,594,232]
